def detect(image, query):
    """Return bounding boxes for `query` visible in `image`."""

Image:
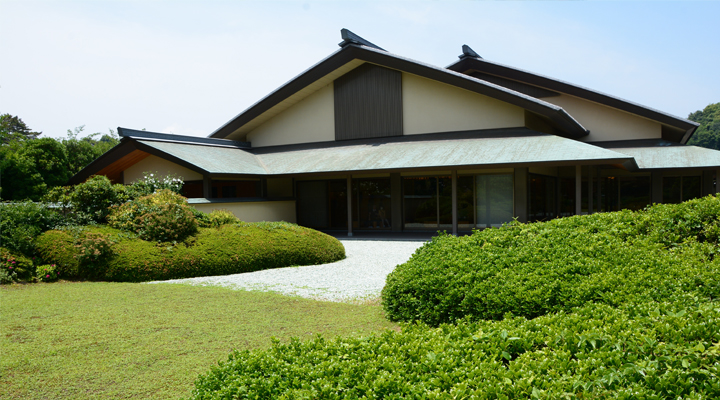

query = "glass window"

[296,181,328,229]
[683,176,702,201]
[457,176,475,231]
[353,178,391,230]
[476,174,514,228]
[403,177,437,230]
[663,177,682,204]
[619,176,650,211]
[528,174,556,222]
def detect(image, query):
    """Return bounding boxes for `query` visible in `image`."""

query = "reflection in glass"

[476,174,513,228]
[663,177,682,204]
[403,177,437,229]
[528,174,556,222]
[683,176,702,201]
[619,176,650,211]
[353,178,391,230]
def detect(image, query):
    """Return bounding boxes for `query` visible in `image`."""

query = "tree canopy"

[687,102,720,150]
[0,114,119,201]
[0,113,41,143]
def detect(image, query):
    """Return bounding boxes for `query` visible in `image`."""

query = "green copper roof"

[135,129,635,176]
[137,140,267,175]
[609,144,720,170]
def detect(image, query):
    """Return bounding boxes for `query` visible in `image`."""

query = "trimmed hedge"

[382,196,720,325]
[189,197,720,399]
[35,222,345,282]
[191,296,720,399]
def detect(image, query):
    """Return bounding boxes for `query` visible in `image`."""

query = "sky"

[1,0,719,139]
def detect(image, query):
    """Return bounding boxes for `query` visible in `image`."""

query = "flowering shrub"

[128,172,183,197]
[107,189,198,242]
[0,247,34,284]
[36,264,58,282]
[74,231,115,278]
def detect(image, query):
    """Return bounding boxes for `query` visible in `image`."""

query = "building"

[71,29,720,236]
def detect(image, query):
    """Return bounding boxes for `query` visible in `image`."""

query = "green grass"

[0,281,398,399]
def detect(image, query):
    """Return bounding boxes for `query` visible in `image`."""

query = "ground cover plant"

[191,195,720,399]
[0,282,397,400]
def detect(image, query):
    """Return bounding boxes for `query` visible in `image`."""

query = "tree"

[1,138,70,201]
[687,102,720,150]
[0,114,40,143]
[61,126,119,174]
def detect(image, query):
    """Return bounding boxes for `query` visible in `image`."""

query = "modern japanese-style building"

[71,29,720,236]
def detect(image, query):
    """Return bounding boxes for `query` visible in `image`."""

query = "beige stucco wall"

[192,200,296,223]
[402,73,525,135]
[546,94,662,142]
[123,155,202,184]
[247,83,335,147]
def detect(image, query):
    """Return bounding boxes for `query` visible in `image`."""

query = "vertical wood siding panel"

[335,64,402,140]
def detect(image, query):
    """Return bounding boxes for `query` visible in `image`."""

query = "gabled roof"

[447,54,699,143]
[208,39,589,141]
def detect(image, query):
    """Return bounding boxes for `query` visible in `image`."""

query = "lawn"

[0,281,398,399]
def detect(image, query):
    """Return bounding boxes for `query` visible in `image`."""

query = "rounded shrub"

[69,175,127,222]
[191,296,720,399]
[382,196,720,326]
[34,229,80,278]
[107,189,198,242]
[35,222,345,282]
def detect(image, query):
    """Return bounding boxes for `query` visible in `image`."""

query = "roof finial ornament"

[459,44,481,60]
[339,29,386,52]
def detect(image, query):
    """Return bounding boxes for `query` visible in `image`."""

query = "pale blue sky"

[1,1,718,138]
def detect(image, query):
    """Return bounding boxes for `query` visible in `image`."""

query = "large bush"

[0,201,62,256]
[191,296,720,399]
[107,189,198,242]
[35,222,345,282]
[382,195,720,326]
[190,197,720,399]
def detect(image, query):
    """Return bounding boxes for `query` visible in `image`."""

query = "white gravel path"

[150,240,426,303]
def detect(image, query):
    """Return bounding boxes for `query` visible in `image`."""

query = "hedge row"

[35,222,345,282]
[382,195,720,325]
[189,195,720,398]
[191,295,720,399]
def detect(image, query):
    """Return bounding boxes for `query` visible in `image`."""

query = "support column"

[597,167,602,212]
[513,167,528,223]
[391,173,402,232]
[716,169,720,194]
[588,167,594,214]
[575,165,582,215]
[651,170,663,204]
[346,175,353,237]
[452,170,458,236]
[203,175,211,199]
